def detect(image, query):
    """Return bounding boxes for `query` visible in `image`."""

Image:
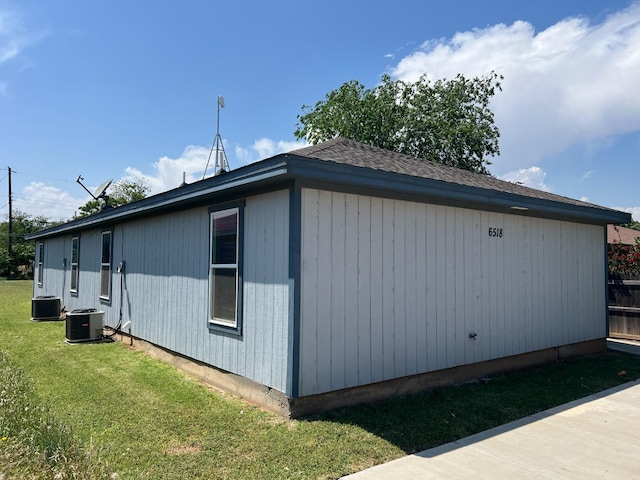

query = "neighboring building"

[27,138,631,417]
[608,224,640,246]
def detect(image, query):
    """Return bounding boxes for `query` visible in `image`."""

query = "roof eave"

[285,154,631,225]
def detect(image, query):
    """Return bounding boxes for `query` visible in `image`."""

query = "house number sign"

[488,227,504,238]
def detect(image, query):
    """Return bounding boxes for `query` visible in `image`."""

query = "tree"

[0,211,64,278]
[78,178,150,217]
[623,220,640,231]
[295,72,503,174]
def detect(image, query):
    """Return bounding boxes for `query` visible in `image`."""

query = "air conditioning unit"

[65,309,104,343]
[31,296,61,321]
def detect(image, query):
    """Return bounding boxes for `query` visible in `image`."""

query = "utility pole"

[7,166,12,279]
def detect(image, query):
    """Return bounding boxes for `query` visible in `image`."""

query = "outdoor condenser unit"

[31,296,61,321]
[65,308,104,343]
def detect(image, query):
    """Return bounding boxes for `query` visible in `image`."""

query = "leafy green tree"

[0,211,64,278]
[78,178,150,217]
[295,72,503,174]
[623,220,640,231]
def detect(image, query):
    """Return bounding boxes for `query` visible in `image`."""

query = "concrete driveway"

[344,343,640,479]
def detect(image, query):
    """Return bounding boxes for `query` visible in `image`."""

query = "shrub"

[609,239,640,276]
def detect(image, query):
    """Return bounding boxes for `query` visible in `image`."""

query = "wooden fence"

[609,275,640,340]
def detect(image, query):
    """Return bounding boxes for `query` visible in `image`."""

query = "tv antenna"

[202,95,229,179]
[76,176,113,210]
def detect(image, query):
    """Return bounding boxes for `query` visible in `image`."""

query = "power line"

[11,169,74,184]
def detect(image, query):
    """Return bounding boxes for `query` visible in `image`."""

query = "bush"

[609,239,640,276]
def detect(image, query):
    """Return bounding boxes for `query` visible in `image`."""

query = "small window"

[209,205,243,332]
[100,231,112,300]
[37,242,44,286]
[70,236,79,293]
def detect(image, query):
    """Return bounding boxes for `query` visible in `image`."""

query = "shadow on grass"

[304,352,640,455]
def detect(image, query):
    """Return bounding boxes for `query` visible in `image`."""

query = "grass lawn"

[2,279,640,479]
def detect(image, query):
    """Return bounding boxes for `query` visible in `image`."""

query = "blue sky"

[1,0,639,221]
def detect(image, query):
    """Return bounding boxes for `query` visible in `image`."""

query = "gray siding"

[33,237,67,300]
[36,189,291,394]
[299,189,606,396]
[33,232,104,312]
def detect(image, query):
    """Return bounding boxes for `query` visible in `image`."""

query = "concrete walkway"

[344,343,640,479]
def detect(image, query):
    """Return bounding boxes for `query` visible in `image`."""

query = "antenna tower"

[203,95,229,179]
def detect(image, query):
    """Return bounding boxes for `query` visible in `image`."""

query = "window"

[100,231,112,300]
[37,242,44,286]
[70,236,79,293]
[209,204,243,332]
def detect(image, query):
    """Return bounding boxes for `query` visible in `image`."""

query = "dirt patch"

[165,444,202,455]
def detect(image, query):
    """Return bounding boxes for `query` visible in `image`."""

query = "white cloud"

[499,166,550,191]
[235,138,307,165]
[124,145,211,195]
[14,182,89,221]
[126,138,307,196]
[12,139,306,220]
[0,4,46,65]
[617,206,640,222]
[390,3,640,175]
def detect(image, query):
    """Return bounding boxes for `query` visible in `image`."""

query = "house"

[608,224,640,246]
[27,138,631,417]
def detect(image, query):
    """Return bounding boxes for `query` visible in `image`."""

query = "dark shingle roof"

[289,137,612,212]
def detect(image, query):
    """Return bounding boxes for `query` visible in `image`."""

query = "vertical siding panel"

[495,213,506,358]
[552,222,563,346]
[382,198,395,380]
[480,212,492,360]
[316,190,333,392]
[415,203,428,372]
[273,191,288,390]
[425,205,438,371]
[393,200,406,378]
[244,201,257,382]
[529,218,540,350]
[404,201,418,375]
[445,207,457,367]
[369,198,384,383]
[538,219,548,347]
[330,193,346,390]
[344,193,359,388]
[454,207,466,366]
[435,206,447,369]
[491,212,501,358]
[501,215,513,356]
[357,196,372,385]
[300,190,319,395]
[561,222,570,346]
[463,210,475,364]
[523,217,533,353]
[472,211,483,363]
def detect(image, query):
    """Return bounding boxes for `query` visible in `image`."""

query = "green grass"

[2,279,640,479]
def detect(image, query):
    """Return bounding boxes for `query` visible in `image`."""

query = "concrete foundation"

[112,333,607,418]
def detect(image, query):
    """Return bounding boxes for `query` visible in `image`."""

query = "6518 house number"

[488,227,504,238]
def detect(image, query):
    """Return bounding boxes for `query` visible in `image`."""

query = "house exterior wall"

[33,237,68,299]
[33,189,291,394]
[33,230,105,306]
[298,188,606,396]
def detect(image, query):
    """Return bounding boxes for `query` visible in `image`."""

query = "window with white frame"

[100,231,112,300]
[209,205,243,331]
[70,236,79,293]
[37,242,44,286]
